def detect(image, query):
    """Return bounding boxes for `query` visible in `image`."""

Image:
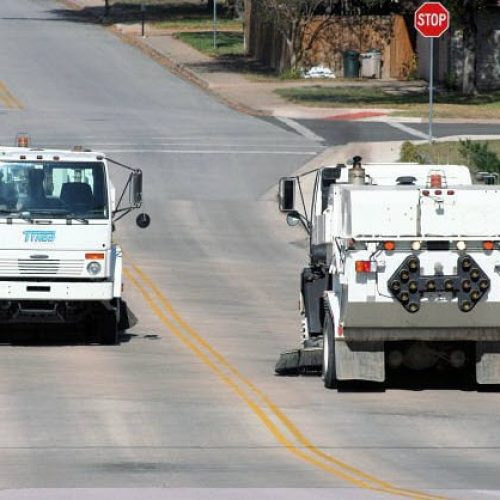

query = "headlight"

[87,261,102,275]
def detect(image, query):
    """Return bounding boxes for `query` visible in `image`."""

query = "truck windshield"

[0,161,108,219]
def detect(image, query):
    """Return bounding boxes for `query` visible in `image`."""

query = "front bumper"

[0,280,114,301]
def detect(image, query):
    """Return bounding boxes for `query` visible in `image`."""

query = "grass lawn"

[276,86,500,119]
[401,140,500,172]
[103,1,242,31]
[175,31,244,57]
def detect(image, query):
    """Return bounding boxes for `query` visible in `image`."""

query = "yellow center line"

[0,81,24,110]
[125,263,449,500]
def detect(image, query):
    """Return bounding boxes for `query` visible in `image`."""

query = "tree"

[386,0,486,94]
[344,0,487,94]
[227,0,244,18]
[442,0,488,95]
[252,0,338,71]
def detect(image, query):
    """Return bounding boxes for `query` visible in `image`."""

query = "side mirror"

[130,170,143,207]
[279,177,296,212]
[136,213,151,229]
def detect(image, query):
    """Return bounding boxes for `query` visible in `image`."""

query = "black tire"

[322,313,337,389]
[117,299,129,331]
[98,312,119,345]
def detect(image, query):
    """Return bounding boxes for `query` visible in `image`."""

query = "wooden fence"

[247,11,415,79]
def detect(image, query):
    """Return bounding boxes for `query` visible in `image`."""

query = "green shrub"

[400,141,425,163]
[459,139,500,173]
[280,68,302,80]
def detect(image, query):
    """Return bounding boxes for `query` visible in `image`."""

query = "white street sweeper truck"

[277,157,500,388]
[0,135,150,344]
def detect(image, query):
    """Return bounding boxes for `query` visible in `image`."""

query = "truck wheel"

[98,312,119,345]
[322,313,337,389]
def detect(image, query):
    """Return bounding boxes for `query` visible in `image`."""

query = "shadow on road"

[282,366,499,392]
[0,325,135,346]
[45,4,276,78]
[47,2,233,27]
[337,368,500,392]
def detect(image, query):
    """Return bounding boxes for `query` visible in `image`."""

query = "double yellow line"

[0,81,23,110]
[126,261,446,499]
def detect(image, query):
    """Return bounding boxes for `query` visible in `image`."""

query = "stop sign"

[414,2,450,38]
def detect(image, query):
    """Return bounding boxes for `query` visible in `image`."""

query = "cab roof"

[0,146,106,163]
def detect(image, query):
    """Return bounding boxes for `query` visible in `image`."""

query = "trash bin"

[343,50,360,78]
[360,49,382,79]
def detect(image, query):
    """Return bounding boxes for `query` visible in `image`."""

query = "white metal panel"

[340,187,419,238]
[339,248,500,329]
[420,188,500,236]
[0,223,111,251]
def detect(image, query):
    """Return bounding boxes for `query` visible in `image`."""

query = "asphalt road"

[295,119,500,146]
[0,1,499,498]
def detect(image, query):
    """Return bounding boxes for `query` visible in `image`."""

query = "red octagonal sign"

[415,1,450,38]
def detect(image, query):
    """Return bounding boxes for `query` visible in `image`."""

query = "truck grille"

[0,258,84,276]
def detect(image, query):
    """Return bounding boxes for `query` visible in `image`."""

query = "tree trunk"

[285,37,297,70]
[461,6,478,95]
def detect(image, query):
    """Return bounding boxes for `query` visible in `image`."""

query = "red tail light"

[355,260,376,273]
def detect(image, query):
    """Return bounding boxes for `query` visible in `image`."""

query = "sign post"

[414,2,450,143]
[213,0,218,49]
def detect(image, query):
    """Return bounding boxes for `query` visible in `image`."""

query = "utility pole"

[104,0,109,18]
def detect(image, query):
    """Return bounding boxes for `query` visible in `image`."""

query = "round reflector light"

[483,241,495,251]
[384,241,395,251]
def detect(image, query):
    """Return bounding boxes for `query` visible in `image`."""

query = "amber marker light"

[383,241,395,251]
[483,241,495,251]
[85,252,105,260]
[16,133,30,148]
